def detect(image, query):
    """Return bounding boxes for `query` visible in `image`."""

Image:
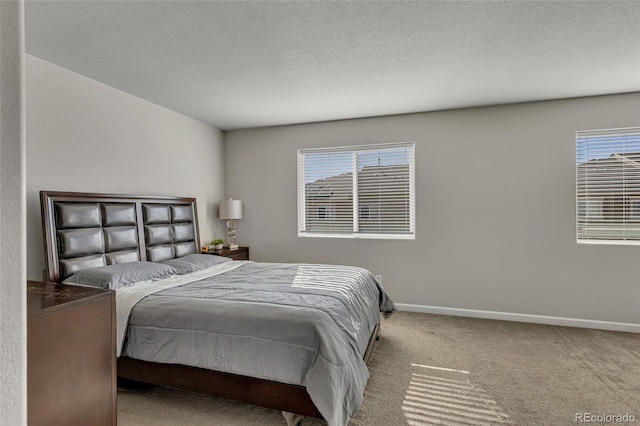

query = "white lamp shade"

[219,199,243,220]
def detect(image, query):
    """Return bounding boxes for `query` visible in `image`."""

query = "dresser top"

[27,280,112,316]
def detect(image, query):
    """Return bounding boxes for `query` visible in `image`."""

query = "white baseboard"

[395,303,640,333]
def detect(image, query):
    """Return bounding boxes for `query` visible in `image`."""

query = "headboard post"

[40,191,60,282]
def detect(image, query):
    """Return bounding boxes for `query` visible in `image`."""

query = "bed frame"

[40,190,380,420]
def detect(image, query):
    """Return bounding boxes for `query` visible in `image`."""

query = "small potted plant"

[210,239,225,250]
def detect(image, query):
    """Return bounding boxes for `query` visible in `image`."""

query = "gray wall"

[225,93,640,326]
[25,55,225,280]
[0,1,26,424]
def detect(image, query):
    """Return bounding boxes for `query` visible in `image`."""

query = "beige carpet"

[118,312,640,425]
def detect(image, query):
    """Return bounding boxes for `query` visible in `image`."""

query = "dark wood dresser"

[27,280,116,426]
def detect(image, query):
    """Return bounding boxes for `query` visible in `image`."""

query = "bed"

[40,190,395,426]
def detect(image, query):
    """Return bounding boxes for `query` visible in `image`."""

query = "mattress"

[118,261,396,426]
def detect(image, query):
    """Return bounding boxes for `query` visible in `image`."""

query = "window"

[631,200,640,219]
[360,204,380,220]
[577,200,603,219]
[298,142,415,239]
[576,127,640,244]
[317,205,336,219]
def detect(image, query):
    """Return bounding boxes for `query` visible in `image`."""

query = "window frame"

[297,142,415,240]
[576,127,640,245]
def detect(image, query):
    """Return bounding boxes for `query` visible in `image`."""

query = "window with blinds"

[298,142,415,239]
[576,127,640,244]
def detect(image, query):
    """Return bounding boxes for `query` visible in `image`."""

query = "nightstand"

[207,246,250,260]
[27,280,116,426]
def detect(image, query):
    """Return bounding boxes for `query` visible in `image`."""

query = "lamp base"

[228,244,239,250]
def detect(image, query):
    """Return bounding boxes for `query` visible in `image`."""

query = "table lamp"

[219,199,243,250]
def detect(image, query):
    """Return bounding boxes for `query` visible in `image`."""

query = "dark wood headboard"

[40,191,200,283]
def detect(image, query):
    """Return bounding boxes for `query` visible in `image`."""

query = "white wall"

[0,1,26,424]
[26,55,225,280]
[225,93,640,327]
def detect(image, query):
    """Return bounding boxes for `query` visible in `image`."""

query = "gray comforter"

[122,262,395,426]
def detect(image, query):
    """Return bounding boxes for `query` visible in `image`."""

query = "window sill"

[298,232,415,240]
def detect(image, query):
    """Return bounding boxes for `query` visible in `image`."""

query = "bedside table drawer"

[205,246,249,260]
[226,251,248,261]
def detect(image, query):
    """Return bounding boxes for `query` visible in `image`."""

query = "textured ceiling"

[25,1,640,130]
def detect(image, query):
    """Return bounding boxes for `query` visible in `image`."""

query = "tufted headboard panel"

[41,191,200,283]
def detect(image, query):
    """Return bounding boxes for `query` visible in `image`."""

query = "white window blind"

[298,142,415,239]
[576,127,640,244]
